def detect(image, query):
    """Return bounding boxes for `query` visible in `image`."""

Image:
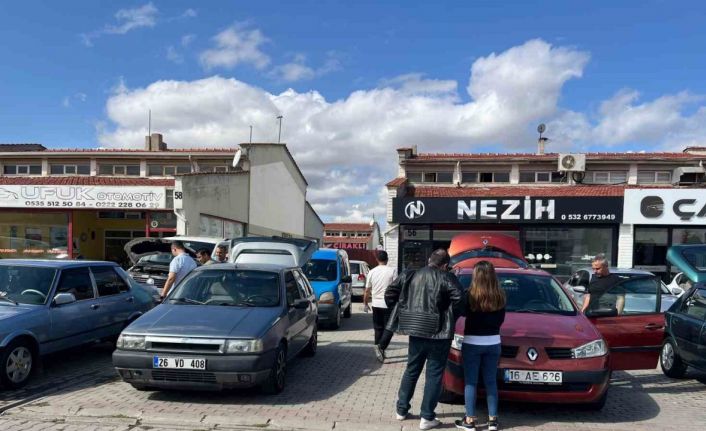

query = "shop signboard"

[624,189,706,225]
[392,196,623,224]
[0,185,167,210]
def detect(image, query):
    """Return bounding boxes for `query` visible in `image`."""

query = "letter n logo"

[404,201,425,220]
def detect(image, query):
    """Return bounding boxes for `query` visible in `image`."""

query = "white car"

[350,260,370,298]
[665,272,690,297]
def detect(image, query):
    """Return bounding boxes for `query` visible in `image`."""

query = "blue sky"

[2,1,706,220]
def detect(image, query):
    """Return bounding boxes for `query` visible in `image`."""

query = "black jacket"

[384,266,464,340]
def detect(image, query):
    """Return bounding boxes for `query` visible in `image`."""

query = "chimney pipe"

[537,137,548,155]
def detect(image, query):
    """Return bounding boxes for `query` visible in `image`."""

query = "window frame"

[54,267,97,302]
[285,270,303,306]
[91,265,130,297]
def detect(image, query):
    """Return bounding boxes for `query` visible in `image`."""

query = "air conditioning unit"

[558,154,586,172]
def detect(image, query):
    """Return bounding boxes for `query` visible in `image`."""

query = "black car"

[659,244,706,382]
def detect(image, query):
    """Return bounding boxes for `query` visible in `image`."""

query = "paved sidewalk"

[1,303,705,430]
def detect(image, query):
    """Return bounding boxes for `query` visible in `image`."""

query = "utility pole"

[249,125,253,143]
[277,115,283,143]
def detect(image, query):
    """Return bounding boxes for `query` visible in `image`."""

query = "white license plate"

[504,369,563,384]
[153,356,207,370]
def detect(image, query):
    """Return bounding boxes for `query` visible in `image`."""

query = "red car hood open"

[449,233,527,269]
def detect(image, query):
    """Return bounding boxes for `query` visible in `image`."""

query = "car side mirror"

[53,292,77,306]
[340,275,352,284]
[292,298,310,310]
[671,286,684,296]
[572,285,587,294]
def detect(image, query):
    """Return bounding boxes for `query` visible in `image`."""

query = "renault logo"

[404,200,426,220]
[527,347,539,361]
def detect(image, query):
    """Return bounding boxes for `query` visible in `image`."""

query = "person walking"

[363,250,398,363]
[161,240,197,298]
[386,249,464,430]
[454,261,506,431]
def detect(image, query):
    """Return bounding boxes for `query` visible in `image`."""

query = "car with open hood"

[112,237,318,393]
[659,245,706,382]
[442,233,665,409]
[124,236,225,290]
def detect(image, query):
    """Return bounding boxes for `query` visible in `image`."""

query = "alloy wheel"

[275,349,286,389]
[6,346,32,384]
[661,342,675,371]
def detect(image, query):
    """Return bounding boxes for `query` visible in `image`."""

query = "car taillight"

[358,274,366,281]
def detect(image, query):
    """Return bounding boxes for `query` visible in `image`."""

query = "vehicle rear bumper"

[352,287,366,297]
[443,348,610,404]
[113,349,274,390]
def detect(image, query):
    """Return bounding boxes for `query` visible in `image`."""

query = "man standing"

[581,254,625,315]
[214,245,228,263]
[196,248,214,265]
[161,241,197,298]
[385,249,464,430]
[363,250,398,363]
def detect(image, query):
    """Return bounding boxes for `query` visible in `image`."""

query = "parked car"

[442,234,666,410]
[113,237,318,393]
[659,245,706,382]
[665,272,689,297]
[124,236,225,290]
[350,260,370,298]
[565,268,678,312]
[0,260,155,389]
[302,249,352,329]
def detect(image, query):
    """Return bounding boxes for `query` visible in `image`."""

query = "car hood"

[309,280,339,297]
[667,244,706,284]
[455,311,601,346]
[123,237,197,265]
[0,304,39,322]
[449,233,528,269]
[124,304,282,338]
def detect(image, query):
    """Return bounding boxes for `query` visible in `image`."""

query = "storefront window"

[149,212,177,230]
[672,229,706,245]
[0,212,69,259]
[524,227,614,280]
[633,228,669,280]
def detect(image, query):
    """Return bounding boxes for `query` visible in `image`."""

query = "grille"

[152,370,217,384]
[150,342,221,352]
[501,345,519,359]
[545,347,574,359]
[498,382,591,393]
[131,274,166,289]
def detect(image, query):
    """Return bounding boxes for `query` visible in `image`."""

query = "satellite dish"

[232,148,242,169]
[537,123,546,134]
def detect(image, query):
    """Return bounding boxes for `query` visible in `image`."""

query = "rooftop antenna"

[249,125,253,143]
[276,115,283,144]
[537,123,549,155]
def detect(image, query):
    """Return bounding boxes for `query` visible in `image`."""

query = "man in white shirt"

[161,241,197,298]
[363,250,398,363]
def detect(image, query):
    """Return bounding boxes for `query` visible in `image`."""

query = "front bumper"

[317,303,339,321]
[443,347,611,404]
[113,349,275,391]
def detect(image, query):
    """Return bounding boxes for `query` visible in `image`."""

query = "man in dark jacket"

[385,249,464,430]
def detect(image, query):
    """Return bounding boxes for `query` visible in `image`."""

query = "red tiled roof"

[323,237,371,244]
[0,176,174,186]
[409,185,629,197]
[39,148,238,153]
[324,223,373,232]
[386,177,408,187]
[407,152,703,162]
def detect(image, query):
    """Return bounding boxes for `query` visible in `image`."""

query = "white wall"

[179,174,250,236]
[617,223,634,268]
[384,225,399,269]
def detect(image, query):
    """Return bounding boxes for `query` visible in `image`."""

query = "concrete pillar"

[617,224,634,268]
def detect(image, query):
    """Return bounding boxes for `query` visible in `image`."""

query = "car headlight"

[451,334,464,351]
[572,339,607,359]
[225,339,264,354]
[117,334,146,350]
[319,292,335,304]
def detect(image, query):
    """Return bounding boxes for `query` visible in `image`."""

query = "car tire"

[660,337,688,378]
[130,384,153,391]
[343,303,352,318]
[328,305,341,330]
[581,389,608,411]
[0,339,35,389]
[262,343,287,395]
[438,387,462,404]
[301,325,317,357]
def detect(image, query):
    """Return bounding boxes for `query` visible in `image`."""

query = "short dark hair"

[216,245,227,252]
[171,240,185,250]
[376,250,388,263]
[196,248,210,256]
[428,248,450,268]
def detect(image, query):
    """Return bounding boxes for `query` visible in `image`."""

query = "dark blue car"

[660,245,706,382]
[0,260,156,389]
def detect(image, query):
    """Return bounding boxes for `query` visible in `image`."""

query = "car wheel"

[660,337,688,378]
[262,344,287,394]
[328,305,341,330]
[130,384,154,391]
[0,339,35,389]
[301,325,317,357]
[580,389,608,411]
[343,303,352,318]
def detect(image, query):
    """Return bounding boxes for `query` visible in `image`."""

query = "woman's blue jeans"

[461,343,501,418]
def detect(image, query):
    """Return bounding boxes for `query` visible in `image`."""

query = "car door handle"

[90,304,100,310]
[645,323,664,330]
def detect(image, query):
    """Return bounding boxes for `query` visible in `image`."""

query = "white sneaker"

[396,412,408,421]
[420,418,441,430]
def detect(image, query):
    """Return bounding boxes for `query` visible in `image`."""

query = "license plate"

[153,356,207,370]
[504,369,563,384]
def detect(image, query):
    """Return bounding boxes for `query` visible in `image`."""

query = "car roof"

[0,259,118,268]
[192,262,290,273]
[313,248,341,259]
[457,267,552,277]
[350,260,367,264]
[162,236,226,244]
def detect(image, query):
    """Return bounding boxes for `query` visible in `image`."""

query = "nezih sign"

[624,189,706,225]
[393,196,623,224]
[0,185,168,210]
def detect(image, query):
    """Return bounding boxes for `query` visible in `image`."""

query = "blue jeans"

[462,343,501,418]
[396,336,451,420]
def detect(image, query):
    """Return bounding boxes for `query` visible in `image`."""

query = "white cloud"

[80,2,158,46]
[166,46,183,64]
[379,73,458,99]
[62,92,88,108]
[181,34,196,47]
[269,53,342,83]
[181,8,197,19]
[199,23,270,70]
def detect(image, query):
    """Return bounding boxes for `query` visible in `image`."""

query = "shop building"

[0,135,323,264]
[323,222,382,250]
[385,146,706,281]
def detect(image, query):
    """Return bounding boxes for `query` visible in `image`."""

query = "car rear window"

[303,259,338,282]
[350,263,361,273]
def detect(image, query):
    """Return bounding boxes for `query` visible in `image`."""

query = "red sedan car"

[443,233,665,409]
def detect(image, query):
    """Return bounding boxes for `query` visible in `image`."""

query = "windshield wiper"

[0,295,18,305]
[169,297,204,305]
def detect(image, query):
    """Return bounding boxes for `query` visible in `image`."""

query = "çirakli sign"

[0,185,168,210]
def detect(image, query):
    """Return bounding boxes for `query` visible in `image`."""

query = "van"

[302,249,352,329]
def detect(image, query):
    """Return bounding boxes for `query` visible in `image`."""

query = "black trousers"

[373,306,393,349]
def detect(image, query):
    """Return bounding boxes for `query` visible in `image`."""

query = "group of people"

[363,249,505,431]
[160,241,228,298]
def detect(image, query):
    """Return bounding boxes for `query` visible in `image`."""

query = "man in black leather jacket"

[385,249,464,430]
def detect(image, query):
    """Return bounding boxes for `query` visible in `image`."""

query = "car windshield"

[458,273,576,315]
[0,266,57,305]
[137,253,173,265]
[682,246,706,271]
[302,259,338,282]
[169,269,280,307]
